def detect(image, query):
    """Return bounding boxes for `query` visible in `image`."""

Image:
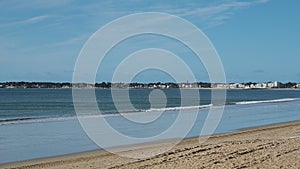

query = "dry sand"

[1,121,300,169]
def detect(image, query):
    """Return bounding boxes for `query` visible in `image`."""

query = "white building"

[158,84,167,88]
[262,83,267,88]
[254,83,267,89]
[274,81,279,88]
[229,83,239,89]
[237,84,244,88]
[255,83,262,88]
[180,83,192,88]
[250,84,256,88]
[214,83,229,89]
[267,81,279,88]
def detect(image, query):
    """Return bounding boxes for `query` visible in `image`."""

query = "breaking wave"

[1,98,298,125]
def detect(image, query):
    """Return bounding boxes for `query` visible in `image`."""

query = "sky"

[0,0,299,83]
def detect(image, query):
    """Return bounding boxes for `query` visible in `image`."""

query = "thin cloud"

[21,35,88,52]
[21,15,49,24]
[43,36,86,48]
[0,0,73,9]
[181,0,269,16]
[0,15,49,28]
[35,0,271,31]
[173,0,271,27]
[257,0,270,3]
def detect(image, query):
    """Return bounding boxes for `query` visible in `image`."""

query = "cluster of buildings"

[139,81,300,89]
[211,81,284,89]
[0,81,300,89]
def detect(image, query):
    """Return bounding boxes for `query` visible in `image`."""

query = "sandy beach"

[1,121,300,169]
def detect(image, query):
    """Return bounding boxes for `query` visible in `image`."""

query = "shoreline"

[2,120,300,169]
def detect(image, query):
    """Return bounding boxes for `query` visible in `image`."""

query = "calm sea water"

[1,88,300,123]
[0,89,300,164]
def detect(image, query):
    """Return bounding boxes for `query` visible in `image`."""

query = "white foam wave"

[0,105,213,125]
[0,116,76,126]
[143,104,212,112]
[235,98,298,105]
[2,98,298,125]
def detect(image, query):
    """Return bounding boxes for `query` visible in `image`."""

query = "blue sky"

[0,0,299,83]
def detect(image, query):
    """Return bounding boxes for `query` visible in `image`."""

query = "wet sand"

[1,121,300,169]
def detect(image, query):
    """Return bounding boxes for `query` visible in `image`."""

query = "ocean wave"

[142,104,212,112]
[0,117,35,123]
[0,104,213,125]
[0,116,77,126]
[1,98,299,125]
[235,98,299,105]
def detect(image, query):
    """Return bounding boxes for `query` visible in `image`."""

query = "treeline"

[0,82,211,89]
[0,82,73,88]
[0,81,299,89]
[280,82,298,88]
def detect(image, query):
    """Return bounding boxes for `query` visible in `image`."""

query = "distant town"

[0,81,300,89]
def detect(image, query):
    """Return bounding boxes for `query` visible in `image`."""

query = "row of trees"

[0,82,72,88]
[0,82,206,88]
[0,81,299,89]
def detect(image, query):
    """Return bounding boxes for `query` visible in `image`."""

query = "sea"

[0,88,300,164]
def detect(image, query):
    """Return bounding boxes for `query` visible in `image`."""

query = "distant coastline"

[0,81,300,89]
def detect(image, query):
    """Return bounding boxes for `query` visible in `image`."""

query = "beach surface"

[2,121,300,169]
